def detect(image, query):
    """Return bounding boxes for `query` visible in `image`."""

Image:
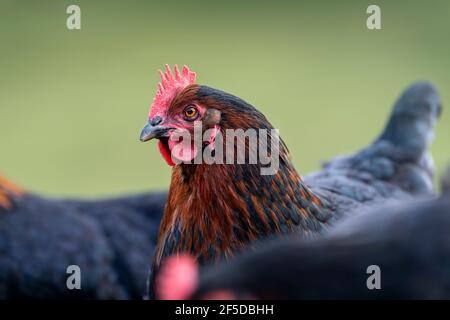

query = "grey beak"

[139,123,172,142]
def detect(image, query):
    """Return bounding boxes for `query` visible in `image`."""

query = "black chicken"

[0,180,166,299]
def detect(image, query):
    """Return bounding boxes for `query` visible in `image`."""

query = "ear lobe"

[203,108,221,127]
[207,125,220,151]
[202,109,221,152]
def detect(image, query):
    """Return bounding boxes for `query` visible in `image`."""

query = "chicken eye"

[183,106,199,121]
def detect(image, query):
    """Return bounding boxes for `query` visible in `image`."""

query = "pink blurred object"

[156,254,198,300]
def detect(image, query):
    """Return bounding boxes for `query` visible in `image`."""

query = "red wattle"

[158,140,175,166]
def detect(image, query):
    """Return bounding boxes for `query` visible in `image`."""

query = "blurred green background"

[1,0,449,197]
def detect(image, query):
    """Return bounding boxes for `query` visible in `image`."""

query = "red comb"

[149,64,197,119]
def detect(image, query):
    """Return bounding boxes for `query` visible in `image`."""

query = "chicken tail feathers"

[324,82,442,195]
[378,81,441,161]
[366,81,442,194]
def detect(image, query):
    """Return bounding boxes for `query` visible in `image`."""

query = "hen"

[0,177,166,299]
[140,65,441,298]
[163,168,450,299]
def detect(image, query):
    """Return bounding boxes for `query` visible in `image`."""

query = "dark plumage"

[0,183,166,299]
[142,66,441,299]
[189,189,450,299]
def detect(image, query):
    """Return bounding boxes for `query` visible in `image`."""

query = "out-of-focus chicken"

[0,177,166,299]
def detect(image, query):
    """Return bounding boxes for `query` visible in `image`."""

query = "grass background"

[1,0,449,197]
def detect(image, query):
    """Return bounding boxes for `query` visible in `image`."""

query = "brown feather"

[152,85,331,274]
